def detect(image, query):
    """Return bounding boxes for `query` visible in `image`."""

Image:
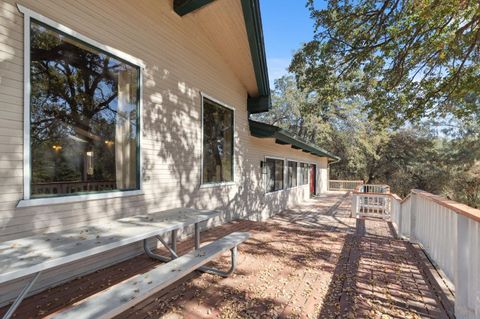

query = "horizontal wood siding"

[0,0,331,304]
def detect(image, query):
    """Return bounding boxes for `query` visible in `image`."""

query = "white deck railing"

[351,184,480,319]
[352,192,391,220]
[357,184,390,194]
[328,179,364,191]
[351,184,392,220]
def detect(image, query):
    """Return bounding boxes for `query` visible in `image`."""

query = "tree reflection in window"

[30,20,140,197]
[202,98,234,184]
[287,161,297,188]
[265,158,284,192]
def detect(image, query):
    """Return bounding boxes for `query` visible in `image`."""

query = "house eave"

[174,0,272,114]
[241,0,271,113]
[249,120,340,160]
[173,0,215,16]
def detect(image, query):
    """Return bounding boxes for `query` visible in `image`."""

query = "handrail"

[352,182,480,223]
[411,189,480,223]
[355,187,480,223]
[351,185,480,318]
[354,184,390,195]
[328,180,364,191]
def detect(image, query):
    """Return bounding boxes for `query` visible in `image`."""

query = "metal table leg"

[194,223,200,250]
[143,232,179,262]
[2,272,41,319]
[198,246,238,277]
[143,225,237,278]
[171,229,177,257]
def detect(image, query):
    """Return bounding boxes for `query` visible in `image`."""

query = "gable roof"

[173,0,271,113]
[249,120,340,160]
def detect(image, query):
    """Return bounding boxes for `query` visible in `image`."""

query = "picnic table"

[0,208,249,319]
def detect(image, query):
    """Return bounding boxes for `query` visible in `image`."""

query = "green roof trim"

[241,0,271,114]
[249,120,340,160]
[173,0,215,16]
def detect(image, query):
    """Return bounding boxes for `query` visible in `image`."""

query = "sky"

[259,1,325,88]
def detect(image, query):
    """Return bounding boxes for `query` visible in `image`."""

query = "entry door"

[310,164,316,196]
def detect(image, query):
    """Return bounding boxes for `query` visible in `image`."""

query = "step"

[47,232,250,319]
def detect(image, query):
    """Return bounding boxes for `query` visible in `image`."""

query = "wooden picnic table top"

[0,208,220,284]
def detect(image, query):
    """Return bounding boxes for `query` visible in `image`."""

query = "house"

[0,0,338,305]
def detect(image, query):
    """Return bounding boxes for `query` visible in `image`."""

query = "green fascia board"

[241,0,271,113]
[249,119,279,136]
[248,95,271,114]
[173,0,215,16]
[249,120,340,160]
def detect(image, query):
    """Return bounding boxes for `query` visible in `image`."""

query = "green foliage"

[255,75,480,207]
[290,0,480,123]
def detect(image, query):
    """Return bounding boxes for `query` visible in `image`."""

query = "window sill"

[199,182,236,189]
[16,190,144,208]
[266,184,309,194]
[265,189,284,194]
[287,185,308,190]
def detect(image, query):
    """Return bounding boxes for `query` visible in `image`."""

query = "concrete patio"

[0,192,454,319]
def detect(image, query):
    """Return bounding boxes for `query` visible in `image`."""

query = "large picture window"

[202,97,234,184]
[29,20,140,197]
[265,158,284,192]
[287,161,298,188]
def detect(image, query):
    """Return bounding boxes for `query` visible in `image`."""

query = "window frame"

[200,92,236,188]
[299,162,309,185]
[17,5,145,207]
[264,156,285,194]
[286,159,299,189]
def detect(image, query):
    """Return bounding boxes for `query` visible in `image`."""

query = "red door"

[310,164,316,196]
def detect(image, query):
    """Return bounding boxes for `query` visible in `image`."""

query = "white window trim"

[200,92,236,188]
[17,5,145,207]
[17,190,145,208]
[286,159,300,189]
[299,162,309,186]
[264,156,285,194]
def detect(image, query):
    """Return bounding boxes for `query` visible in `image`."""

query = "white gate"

[352,193,391,220]
[351,184,391,220]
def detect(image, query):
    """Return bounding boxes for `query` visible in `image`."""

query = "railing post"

[351,193,357,218]
[410,192,417,242]
[397,199,403,237]
[384,195,389,220]
[455,214,477,318]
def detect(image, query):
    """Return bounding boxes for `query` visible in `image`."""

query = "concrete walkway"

[1,193,453,318]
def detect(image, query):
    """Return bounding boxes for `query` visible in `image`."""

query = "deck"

[0,192,454,319]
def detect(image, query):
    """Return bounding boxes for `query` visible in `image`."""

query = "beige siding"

[0,0,331,303]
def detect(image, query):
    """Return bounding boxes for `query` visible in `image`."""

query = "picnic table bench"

[0,208,249,319]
